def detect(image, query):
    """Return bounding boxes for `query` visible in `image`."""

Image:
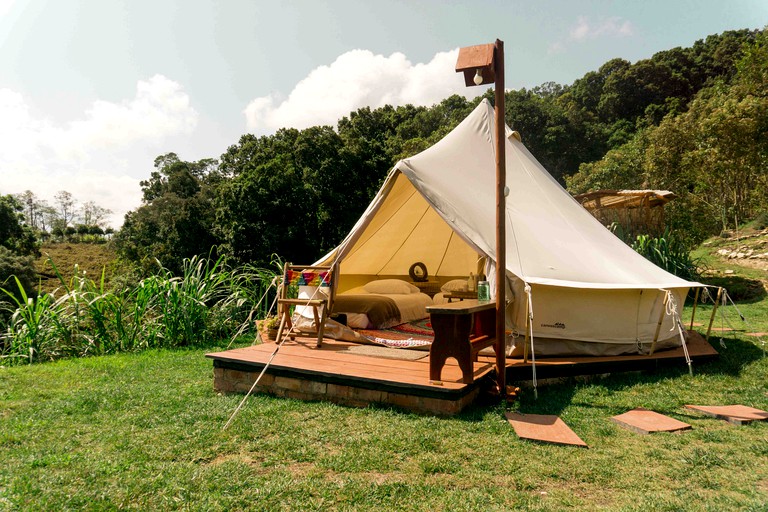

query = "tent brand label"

[541,322,566,329]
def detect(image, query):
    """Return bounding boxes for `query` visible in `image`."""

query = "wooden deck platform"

[208,338,494,415]
[207,331,717,416]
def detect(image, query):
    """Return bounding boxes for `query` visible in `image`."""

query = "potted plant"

[258,315,280,342]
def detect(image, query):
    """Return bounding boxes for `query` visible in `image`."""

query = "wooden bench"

[427,299,497,384]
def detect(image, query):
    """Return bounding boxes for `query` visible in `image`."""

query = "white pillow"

[441,279,468,293]
[364,279,419,295]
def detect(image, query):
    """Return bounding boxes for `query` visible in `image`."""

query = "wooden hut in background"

[574,189,676,239]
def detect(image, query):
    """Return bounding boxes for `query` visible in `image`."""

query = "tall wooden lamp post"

[455,40,506,397]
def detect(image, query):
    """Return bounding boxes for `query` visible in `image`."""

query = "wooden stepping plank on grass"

[685,405,768,425]
[611,408,691,434]
[505,412,588,448]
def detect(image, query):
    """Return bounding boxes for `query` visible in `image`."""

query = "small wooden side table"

[426,299,496,384]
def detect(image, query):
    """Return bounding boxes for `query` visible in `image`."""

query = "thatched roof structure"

[574,190,677,238]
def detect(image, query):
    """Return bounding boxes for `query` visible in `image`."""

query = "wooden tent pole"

[689,287,701,330]
[705,287,723,341]
[455,39,506,397]
[493,39,507,397]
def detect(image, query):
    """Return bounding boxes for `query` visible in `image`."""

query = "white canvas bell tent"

[315,99,703,356]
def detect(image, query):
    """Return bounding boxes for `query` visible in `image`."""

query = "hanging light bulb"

[473,68,484,85]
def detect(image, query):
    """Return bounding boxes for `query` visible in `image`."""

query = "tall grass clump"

[0,254,280,365]
[631,229,701,281]
[140,254,270,347]
[1,276,57,364]
[610,224,701,280]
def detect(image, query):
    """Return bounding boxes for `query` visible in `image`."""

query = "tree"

[114,153,221,274]
[568,28,768,244]
[0,195,38,257]
[81,201,112,228]
[390,95,476,159]
[0,196,39,331]
[16,190,42,231]
[566,131,649,194]
[54,190,76,226]
[38,202,58,234]
[216,129,316,266]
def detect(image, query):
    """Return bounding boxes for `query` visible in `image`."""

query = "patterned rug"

[344,344,429,360]
[357,318,434,349]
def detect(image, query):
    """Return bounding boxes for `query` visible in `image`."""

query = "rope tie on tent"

[223,332,289,430]
[663,289,693,376]
[224,214,371,429]
[525,284,538,399]
[224,273,314,430]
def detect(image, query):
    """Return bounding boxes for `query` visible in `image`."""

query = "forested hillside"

[111,28,766,273]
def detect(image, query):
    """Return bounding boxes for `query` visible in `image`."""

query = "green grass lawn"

[2,304,766,511]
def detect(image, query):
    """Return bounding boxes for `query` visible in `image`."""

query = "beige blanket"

[332,294,401,328]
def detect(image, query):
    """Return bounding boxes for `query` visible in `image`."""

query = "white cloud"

[0,0,17,17]
[0,88,49,159]
[48,75,198,162]
[549,16,635,54]
[0,75,198,227]
[570,16,634,41]
[244,49,485,134]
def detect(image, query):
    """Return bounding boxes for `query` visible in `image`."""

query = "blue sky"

[1,0,766,227]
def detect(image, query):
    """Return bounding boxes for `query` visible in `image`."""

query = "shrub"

[0,247,36,300]
[631,229,700,281]
[0,247,37,332]
[750,211,768,231]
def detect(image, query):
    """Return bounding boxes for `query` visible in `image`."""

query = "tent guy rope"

[223,244,353,429]
[664,289,693,376]
[222,276,330,430]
